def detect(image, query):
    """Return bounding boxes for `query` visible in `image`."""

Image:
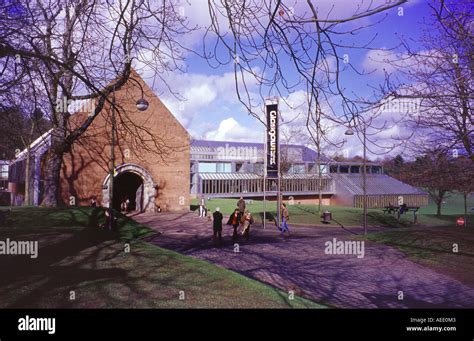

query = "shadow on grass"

[2,207,317,308]
[0,224,123,307]
[0,206,156,308]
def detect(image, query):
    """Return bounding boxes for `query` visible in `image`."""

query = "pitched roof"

[190,139,332,163]
[13,129,53,161]
[332,173,427,196]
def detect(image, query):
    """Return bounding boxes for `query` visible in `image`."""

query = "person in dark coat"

[212,207,223,245]
[227,208,240,242]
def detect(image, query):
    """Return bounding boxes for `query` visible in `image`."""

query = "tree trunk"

[464,192,468,217]
[435,190,445,217]
[315,109,322,214]
[318,168,322,213]
[40,148,63,207]
[436,200,442,216]
[317,145,322,214]
[21,122,35,206]
[24,151,30,205]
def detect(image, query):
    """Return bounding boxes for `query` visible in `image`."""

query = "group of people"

[227,197,254,242]
[120,197,131,212]
[90,196,132,213]
[208,197,254,246]
[202,196,290,246]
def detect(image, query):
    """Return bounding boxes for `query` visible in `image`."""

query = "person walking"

[212,207,223,246]
[237,197,246,215]
[280,203,290,237]
[199,195,206,217]
[227,208,240,242]
[237,197,246,229]
[241,210,254,241]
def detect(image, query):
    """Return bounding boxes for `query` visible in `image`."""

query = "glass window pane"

[199,163,216,173]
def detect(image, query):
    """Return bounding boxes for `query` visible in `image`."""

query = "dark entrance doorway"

[112,172,144,212]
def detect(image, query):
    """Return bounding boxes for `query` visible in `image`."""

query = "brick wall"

[60,71,190,212]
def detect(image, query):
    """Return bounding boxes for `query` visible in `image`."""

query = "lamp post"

[345,123,368,235]
[108,84,149,230]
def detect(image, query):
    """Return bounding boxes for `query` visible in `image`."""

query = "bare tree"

[403,150,456,216]
[205,1,413,217]
[0,0,194,206]
[450,156,474,219]
[1,0,412,208]
[205,0,408,125]
[305,107,345,213]
[384,0,473,159]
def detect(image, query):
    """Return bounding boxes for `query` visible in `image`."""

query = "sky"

[133,0,433,160]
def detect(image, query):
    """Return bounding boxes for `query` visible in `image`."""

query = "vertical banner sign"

[266,103,279,179]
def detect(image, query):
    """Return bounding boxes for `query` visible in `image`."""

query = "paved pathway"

[134,212,474,308]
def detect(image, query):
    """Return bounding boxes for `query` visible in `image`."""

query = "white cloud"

[157,71,237,127]
[280,90,307,123]
[205,117,263,142]
[183,84,217,108]
[362,49,399,75]
[362,48,437,76]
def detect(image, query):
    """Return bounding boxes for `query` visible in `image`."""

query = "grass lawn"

[360,226,474,288]
[192,193,474,228]
[0,207,324,308]
[424,192,474,215]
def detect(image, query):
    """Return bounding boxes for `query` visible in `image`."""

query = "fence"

[353,194,429,209]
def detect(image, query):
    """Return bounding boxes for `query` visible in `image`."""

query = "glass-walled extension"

[189,139,428,208]
[199,173,335,197]
[190,139,335,198]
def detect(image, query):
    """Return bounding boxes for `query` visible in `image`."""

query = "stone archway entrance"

[113,172,143,212]
[102,163,157,213]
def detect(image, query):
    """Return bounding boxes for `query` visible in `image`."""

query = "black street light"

[108,82,149,230]
[136,98,149,111]
[344,128,354,136]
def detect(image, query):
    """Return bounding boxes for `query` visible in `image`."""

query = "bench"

[400,206,420,214]
[383,205,420,223]
[383,206,398,214]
